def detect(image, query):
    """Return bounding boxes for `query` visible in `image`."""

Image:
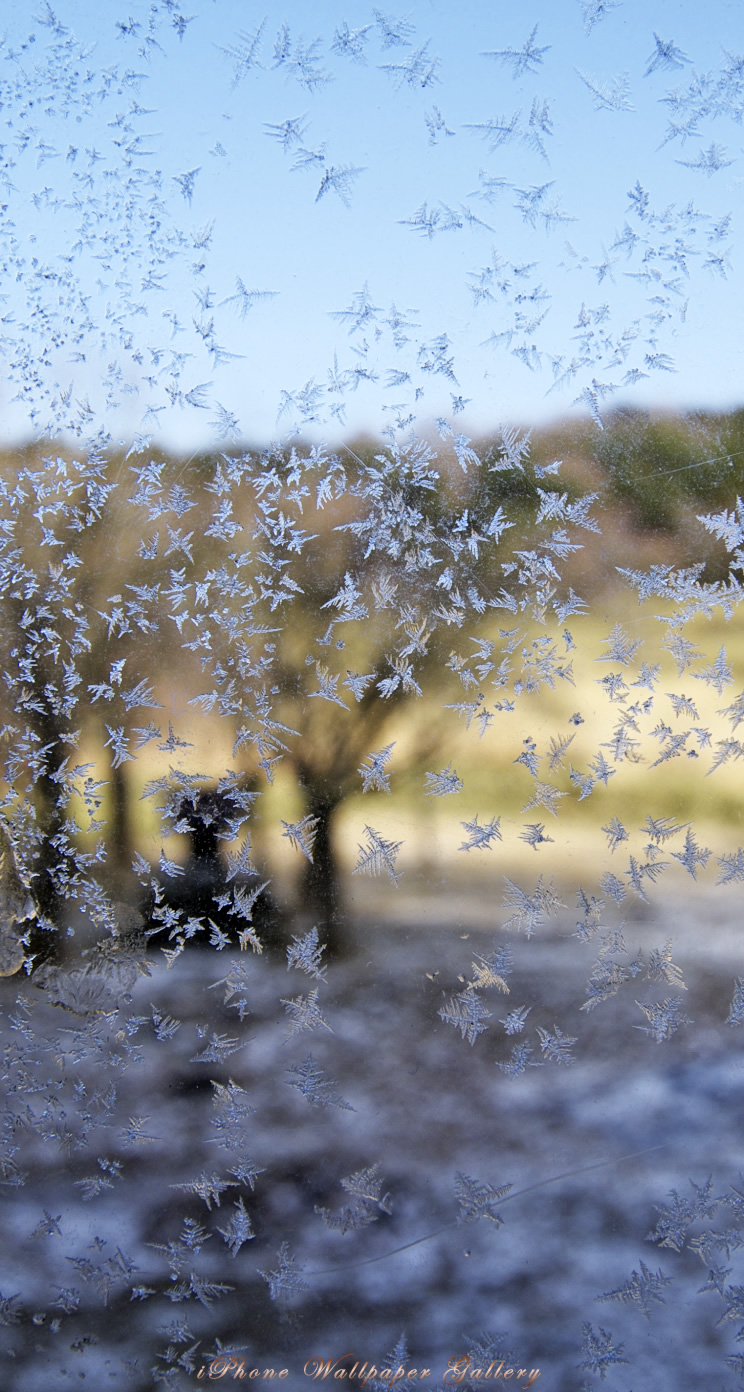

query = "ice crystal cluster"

[1,1,744,1387]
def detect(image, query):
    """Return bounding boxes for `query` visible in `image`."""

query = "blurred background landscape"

[3,406,743,939]
[2,406,744,1390]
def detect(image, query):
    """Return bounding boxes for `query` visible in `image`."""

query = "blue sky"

[1,0,743,450]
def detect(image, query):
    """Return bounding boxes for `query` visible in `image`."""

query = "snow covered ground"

[1,886,743,1392]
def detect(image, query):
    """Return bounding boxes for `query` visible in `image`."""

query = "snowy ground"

[1,884,744,1392]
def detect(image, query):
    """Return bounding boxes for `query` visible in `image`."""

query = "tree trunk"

[108,758,132,893]
[297,783,346,957]
[27,705,67,965]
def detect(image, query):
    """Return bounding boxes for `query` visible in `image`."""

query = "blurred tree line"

[1,406,743,959]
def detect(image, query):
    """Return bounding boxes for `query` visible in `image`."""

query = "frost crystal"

[459,816,503,851]
[597,1260,673,1320]
[316,1164,393,1232]
[439,987,492,1045]
[359,744,396,793]
[500,1006,531,1035]
[635,997,691,1042]
[353,826,403,884]
[424,765,464,797]
[258,1244,307,1302]
[286,1056,354,1110]
[216,1199,255,1257]
[455,1173,512,1225]
[577,1323,629,1379]
[281,815,320,863]
[536,1024,578,1066]
[726,979,744,1025]
[0,1,742,1382]
[286,927,327,980]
